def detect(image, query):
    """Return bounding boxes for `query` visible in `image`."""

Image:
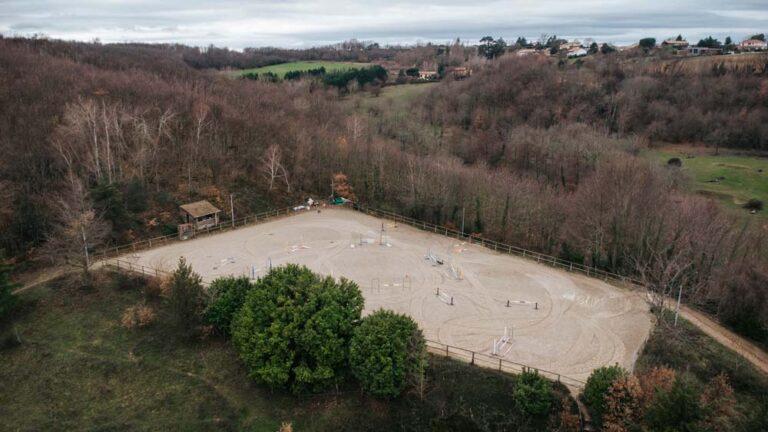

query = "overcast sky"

[1,1,767,49]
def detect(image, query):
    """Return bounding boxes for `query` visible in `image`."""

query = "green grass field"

[233,61,371,78]
[0,271,570,431]
[644,146,768,214]
[352,82,439,113]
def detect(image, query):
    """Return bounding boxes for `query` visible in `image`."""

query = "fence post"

[445,345,449,356]
[471,351,475,365]
[149,239,152,248]
[499,359,502,371]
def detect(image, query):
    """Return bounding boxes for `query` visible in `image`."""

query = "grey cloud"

[0,0,766,48]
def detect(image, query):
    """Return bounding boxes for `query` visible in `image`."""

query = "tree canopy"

[697,36,722,48]
[478,36,507,59]
[349,309,427,398]
[231,264,364,393]
[584,365,628,425]
[639,38,657,50]
[204,276,253,336]
[513,370,553,416]
[167,257,205,339]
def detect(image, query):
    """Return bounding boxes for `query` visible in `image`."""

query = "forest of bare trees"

[0,37,766,344]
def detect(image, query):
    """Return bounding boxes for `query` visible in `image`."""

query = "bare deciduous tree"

[261,144,291,192]
[40,175,110,276]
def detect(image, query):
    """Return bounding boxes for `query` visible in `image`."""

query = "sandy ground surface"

[118,208,652,382]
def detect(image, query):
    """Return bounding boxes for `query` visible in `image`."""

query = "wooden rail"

[352,204,644,289]
[425,339,586,389]
[92,207,295,262]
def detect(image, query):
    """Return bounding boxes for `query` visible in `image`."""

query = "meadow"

[0,271,571,431]
[352,82,439,113]
[645,145,768,214]
[233,61,371,78]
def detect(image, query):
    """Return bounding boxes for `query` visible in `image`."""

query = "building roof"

[180,200,221,218]
[662,39,689,46]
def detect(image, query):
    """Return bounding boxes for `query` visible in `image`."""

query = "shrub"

[167,257,205,338]
[602,375,644,431]
[204,276,252,336]
[644,374,703,431]
[513,370,553,416]
[667,157,682,167]
[743,198,763,211]
[349,309,427,398]
[638,366,676,408]
[143,276,165,299]
[121,304,156,328]
[110,271,145,291]
[699,373,737,431]
[557,397,581,432]
[231,264,363,393]
[583,364,628,424]
[0,262,19,321]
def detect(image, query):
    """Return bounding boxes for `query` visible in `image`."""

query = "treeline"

[0,35,402,73]
[0,37,345,258]
[242,65,388,90]
[181,40,401,70]
[422,55,768,150]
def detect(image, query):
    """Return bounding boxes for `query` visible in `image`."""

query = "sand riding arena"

[115,207,652,384]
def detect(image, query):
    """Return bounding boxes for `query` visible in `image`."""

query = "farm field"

[232,61,371,77]
[644,145,768,213]
[117,208,652,383]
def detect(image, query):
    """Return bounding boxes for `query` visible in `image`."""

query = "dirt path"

[678,305,768,375]
[12,266,73,295]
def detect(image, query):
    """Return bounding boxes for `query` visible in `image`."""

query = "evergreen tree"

[167,257,205,338]
[231,264,363,393]
[349,310,426,398]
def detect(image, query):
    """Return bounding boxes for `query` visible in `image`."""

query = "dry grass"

[121,303,156,328]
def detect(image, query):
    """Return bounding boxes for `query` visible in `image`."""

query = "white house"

[740,39,767,51]
[567,48,588,58]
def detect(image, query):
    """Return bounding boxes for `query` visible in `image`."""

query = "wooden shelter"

[180,200,221,230]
